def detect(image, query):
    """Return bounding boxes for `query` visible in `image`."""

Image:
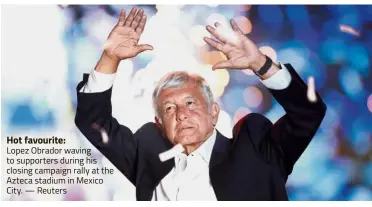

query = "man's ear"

[154,116,168,138]
[211,102,220,126]
[154,116,162,129]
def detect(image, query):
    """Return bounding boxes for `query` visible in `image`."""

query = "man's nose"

[176,107,188,121]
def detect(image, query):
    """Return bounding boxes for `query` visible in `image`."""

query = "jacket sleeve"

[234,64,327,177]
[74,73,138,185]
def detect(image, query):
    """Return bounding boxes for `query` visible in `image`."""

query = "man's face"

[157,82,219,146]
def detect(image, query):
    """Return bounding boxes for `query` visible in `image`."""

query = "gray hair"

[152,71,215,119]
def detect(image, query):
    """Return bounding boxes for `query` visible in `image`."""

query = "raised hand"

[203,19,265,72]
[104,7,153,61]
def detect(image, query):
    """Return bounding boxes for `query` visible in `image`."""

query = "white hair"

[152,71,214,119]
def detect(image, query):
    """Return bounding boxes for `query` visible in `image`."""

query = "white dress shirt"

[152,129,218,201]
[79,63,292,200]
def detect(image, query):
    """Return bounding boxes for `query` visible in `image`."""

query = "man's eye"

[165,106,175,112]
[186,101,195,106]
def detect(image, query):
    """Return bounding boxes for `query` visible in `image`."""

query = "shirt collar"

[175,128,217,166]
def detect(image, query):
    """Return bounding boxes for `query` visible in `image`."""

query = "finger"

[135,44,154,53]
[124,7,137,27]
[136,15,147,34]
[117,9,126,26]
[240,34,255,46]
[206,25,227,43]
[203,37,224,51]
[131,8,143,28]
[213,60,233,70]
[230,19,244,35]
[214,22,221,28]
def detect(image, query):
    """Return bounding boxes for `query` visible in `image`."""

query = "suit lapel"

[137,123,175,200]
[148,130,175,183]
[209,131,232,201]
[210,130,231,168]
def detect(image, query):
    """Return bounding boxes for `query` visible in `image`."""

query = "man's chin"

[174,136,197,146]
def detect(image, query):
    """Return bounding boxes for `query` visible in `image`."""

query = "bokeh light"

[211,84,226,99]
[367,94,372,113]
[200,50,227,65]
[320,38,347,64]
[339,67,365,100]
[346,43,370,78]
[81,9,117,43]
[189,25,211,46]
[216,110,233,138]
[277,48,306,73]
[234,107,252,124]
[242,69,255,76]
[232,16,252,34]
[206,12,229,28]
[259,46,277,62]
[238,5,252,12]
[285,5,309,24]
[258,5,284,35]
[215,69,230,87]
[243,86,263,108]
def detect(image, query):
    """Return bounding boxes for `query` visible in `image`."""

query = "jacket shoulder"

[233,113,273,139]
[134,122,173,157]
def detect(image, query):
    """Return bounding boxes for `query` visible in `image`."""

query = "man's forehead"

[159,84,202,102]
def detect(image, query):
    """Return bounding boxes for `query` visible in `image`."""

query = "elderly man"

[75,8,327,200]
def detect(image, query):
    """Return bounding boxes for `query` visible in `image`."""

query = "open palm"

[104,8,153,61]
[204,20,264,71]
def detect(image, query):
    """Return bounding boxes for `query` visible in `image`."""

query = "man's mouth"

[177,127,193,132]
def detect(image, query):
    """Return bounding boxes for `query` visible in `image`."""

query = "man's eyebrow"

[162,101,175,105]
[161,96,195,105]
[183,96,195,100]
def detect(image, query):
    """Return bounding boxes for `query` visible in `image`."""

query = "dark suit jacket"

[74,64,327,200]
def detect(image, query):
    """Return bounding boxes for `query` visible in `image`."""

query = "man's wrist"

[95,53,121,74]
[260,63,291,89]
[259,63,281,80]
[250,54,267,72]
[250,54,281,80]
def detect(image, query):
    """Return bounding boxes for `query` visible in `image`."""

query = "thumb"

[135,44,154,53]
[212,60,232,70]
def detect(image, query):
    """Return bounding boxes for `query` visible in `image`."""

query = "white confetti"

[100,129,109,144]
[159,143,184,162]
[307,76,317,103]
[340,24,360,37]
[92,123,109,144]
